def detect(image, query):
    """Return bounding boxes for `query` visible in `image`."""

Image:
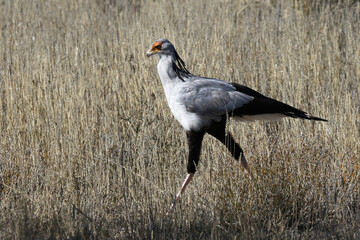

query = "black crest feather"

[173,50,190,81]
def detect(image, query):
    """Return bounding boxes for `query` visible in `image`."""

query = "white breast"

[156,56,217,131]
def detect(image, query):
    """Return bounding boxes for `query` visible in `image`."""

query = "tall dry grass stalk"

[0,0,359,239]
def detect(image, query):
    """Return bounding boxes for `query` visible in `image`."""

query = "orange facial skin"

[152,41,162,50]
[147,41,163,57]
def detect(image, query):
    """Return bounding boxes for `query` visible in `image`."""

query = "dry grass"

[0,0,359,239]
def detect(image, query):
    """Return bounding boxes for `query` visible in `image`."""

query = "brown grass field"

[0,0,359,239]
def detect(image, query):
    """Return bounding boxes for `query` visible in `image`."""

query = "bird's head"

[146,39,175,58]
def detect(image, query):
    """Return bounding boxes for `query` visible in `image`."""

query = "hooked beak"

[146,48,158,57]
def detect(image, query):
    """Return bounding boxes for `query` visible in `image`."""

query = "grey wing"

[180,78,254,118]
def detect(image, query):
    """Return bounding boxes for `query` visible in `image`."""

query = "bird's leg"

[167,130,204,215]
[175,173,194,199]
[240,152,252,180]
[207,124,253,179]
[225,135,253,179]
[168,173,194,214]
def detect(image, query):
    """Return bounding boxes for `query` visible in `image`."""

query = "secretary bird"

[146,39,327,213]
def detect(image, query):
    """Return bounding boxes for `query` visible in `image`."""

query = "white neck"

[157,54,182,88]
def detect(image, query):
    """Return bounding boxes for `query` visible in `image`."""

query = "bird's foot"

[166,198,177,216]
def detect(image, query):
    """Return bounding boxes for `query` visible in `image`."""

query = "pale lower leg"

[240,153,253,180]
[167,173,194,214]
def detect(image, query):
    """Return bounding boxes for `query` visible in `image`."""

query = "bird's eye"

[155,44,162,49]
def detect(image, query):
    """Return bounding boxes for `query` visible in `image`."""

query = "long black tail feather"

[231,83,328,122]
[285,112,328,122]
